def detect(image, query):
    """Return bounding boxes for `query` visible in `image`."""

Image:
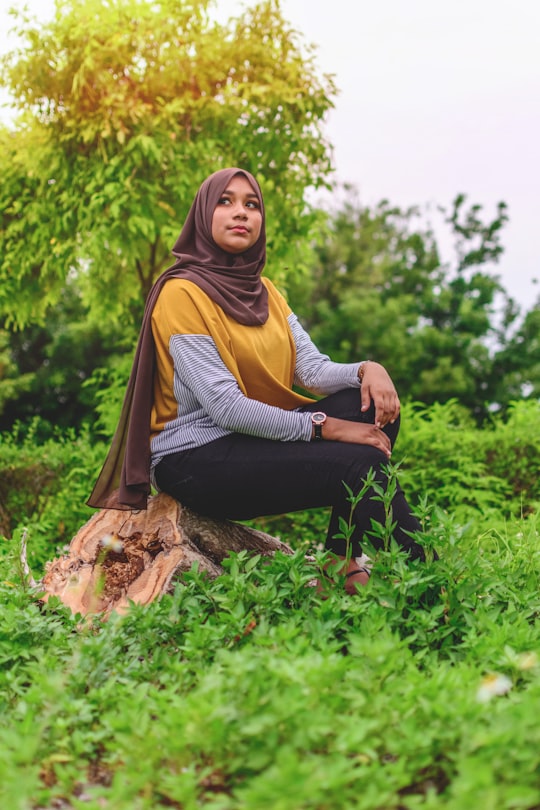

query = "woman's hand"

[324,418,392,458]
[360,361,400,428]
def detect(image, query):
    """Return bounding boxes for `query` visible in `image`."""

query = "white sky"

[1,0,539,311]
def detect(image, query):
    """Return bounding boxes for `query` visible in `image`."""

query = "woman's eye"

[217,196,260,208]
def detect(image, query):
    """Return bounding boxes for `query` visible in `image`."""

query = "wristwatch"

[311,411,327,441]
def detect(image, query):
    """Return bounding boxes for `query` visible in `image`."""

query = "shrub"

[395,399,540,523]
[0,419,106,567]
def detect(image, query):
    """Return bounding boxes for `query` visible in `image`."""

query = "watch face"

[312,412,326,425]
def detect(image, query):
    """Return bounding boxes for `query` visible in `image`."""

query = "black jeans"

[154,389,425,560]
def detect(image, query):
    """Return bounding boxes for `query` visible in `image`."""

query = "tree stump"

[40,493,293,617]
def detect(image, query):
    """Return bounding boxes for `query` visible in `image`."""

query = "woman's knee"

[338,449,390,495]
[305,389,363,421]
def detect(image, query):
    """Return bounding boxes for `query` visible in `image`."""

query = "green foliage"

[0,0,335,326]
[289,197,441,366]
[1,2,536,426]
[2,399,540,807]
[3,397,539,573]
[289,189,529,419]
[0,329,34,414]
[495,303,540,404]
[394,399,540,525]
[2,516,540,808]
[0,285,129,431]
[475,400,540,516]
[0,420,104,560]
[86,351,136,439]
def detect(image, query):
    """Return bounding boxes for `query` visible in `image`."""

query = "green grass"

[1,510,540,809]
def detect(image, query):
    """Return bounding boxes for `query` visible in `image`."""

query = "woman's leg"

[154,390,424,560]
[299,390,424,560]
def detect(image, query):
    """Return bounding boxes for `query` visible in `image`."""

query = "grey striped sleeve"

[150,333,314,465]
[288,314,363,393]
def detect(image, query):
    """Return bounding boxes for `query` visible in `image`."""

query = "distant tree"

[0,0,335,328]
[0,287,127,431]
[288,189,521,418]
[0,329,34,417]
[494,302,540,406]
[411,194,515,413]
[288,192,441,373]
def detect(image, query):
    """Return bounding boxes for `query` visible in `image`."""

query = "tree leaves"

[287,189,529,419]
[0,0,335,325]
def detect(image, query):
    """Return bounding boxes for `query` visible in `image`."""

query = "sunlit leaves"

[0,0,336,325]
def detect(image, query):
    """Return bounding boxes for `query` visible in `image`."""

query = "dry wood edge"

[21,493,299,617]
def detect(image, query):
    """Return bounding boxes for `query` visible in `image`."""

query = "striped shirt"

[150,277,362,467]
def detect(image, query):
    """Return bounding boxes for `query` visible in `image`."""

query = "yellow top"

[150,277,313,438]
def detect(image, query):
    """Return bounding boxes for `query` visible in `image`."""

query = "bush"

[0,419,106,568]
[2,399,540,807]
[1,528,540,809]
[395,399,540,524]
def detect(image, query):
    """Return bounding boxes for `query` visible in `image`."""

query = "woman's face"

[211,174,263,254]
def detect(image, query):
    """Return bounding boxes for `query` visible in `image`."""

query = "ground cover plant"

[1,400,540,809]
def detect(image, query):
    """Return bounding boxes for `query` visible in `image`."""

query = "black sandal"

[344,566,371,594]
[314,557,371,596]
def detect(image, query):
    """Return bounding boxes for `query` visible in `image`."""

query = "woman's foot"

[317,553,371,595]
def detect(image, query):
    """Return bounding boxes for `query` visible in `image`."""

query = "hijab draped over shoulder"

[87,168,268,510]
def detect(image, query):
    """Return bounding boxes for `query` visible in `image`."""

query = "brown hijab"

[87,168,269,510]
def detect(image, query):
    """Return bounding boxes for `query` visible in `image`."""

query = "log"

[39,493,293,617]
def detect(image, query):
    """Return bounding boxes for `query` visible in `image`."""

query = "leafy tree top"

[0,0,337,326]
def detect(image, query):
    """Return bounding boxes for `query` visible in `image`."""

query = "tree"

[38,492,293,617]
[288,191,442,370]
[0,0,336,327]
[0,284,128,432]
[288,188,521,418]
[410,195,515,413]
[494,302,540,406]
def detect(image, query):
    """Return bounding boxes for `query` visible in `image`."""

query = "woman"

[88,167,428,594]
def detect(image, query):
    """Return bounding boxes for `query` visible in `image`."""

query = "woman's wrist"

[322,416,349,442]
[358,360,369,382]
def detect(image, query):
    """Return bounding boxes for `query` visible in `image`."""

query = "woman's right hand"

[323,417,392,458]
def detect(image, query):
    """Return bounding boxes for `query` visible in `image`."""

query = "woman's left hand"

[359,361,400,428]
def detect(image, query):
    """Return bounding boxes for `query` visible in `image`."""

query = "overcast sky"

[1,0,538,311]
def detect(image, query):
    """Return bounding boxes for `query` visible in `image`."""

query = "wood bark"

[39,493,293,617]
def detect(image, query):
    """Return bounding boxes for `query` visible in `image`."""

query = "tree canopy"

[287,189,535,419]
[1,0,538,430]
[0,0,336,326]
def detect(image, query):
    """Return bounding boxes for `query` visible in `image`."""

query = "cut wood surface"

[40,493,292,617]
